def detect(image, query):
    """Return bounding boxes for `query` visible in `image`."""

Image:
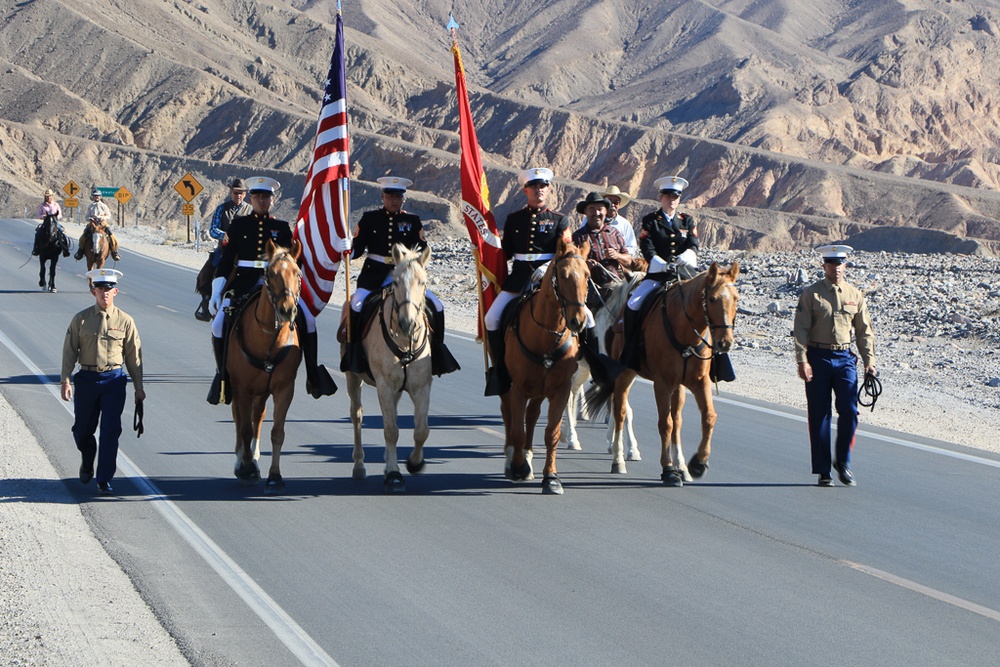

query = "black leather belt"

[808,342,852,351]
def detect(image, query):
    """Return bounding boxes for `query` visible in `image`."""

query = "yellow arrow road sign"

[64,180,80,197]
[174,173,203,202]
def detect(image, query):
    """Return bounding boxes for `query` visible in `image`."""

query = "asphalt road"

[3,217,1000,666]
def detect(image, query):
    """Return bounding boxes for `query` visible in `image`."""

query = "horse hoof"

[687,456,709,479]
[352,467,367,481]
[542,475,564,495]
[384,471,406,493]
[661,467,685,487]
[406,457,426,475]
[626,450,641,462]
[39,279,45,288]
[611,462,627,475]
[49,287,57,293]
[566,441,581,451]
[235,462,261,485]
[510,460,532,483]
[264,475,285,495]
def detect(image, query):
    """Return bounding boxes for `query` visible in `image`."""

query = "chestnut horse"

[497,236,591,495]
[586,262,740,485]
[80,220,111,273]
[227,240,302,495]
[345,244,433,493]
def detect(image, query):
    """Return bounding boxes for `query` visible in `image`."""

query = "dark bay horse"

[345,244,434,493]
[33,215,68,292]
[227,240,303,494]
[497,236,591,495]
[586,262,740,486]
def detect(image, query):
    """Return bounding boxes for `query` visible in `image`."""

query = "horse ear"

[707,262,719,281]
[578,237,590,258]
[265,238,277,259]
[419,244,431,266]
[391,243,404,265]
[289,239,302,261]
[729,261,740,281]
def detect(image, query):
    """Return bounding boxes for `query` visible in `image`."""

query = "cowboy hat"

[575,191,613,215]
[598,185,631,207]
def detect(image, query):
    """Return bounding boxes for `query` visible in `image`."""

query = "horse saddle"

[336,289,435,344]
[611,280,671,333]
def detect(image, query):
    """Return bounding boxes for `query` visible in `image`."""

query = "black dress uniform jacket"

[500,207,570,293]
[639,210,699,281]
[353,208,427,291]
[215,212,294,298]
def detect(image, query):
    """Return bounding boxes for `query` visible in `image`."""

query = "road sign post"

[175,173,204,242]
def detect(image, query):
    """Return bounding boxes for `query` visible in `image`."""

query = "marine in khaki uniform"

[793,244,877,487]
[61,268,144,495]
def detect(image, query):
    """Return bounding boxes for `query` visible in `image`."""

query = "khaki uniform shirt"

[62,304,143,391]
[793,278,875,367]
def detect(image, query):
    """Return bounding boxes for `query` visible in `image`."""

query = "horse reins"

[379,260,429,387]
[858,371,882,411]
[518,252,586,369]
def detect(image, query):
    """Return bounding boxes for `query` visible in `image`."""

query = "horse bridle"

[518,252,588,369]
[260,256,301,330]
[668,278,738,360]
[380,259,429,379]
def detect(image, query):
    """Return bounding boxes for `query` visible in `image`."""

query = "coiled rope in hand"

[858,371,882,412]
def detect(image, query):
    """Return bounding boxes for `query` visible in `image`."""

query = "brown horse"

[345,244,434,493]
[497,236,591,495]
[227,240,303,495]
[587,262,740,485]
[80,220,111,273]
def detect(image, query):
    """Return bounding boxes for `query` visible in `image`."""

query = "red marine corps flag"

[294,5,352,317]
[450,19,507,339]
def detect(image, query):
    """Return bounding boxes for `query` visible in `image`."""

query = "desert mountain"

[2,0,999,253]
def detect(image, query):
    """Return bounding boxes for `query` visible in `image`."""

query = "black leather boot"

[194,295,212,322]
[108,229,121,261]
[339,312,369,374]
[206,336,230,405]
[619,307,643,371]
[301,329,337,398]
[580,326,625,389]
[430,310,461,376]
[484,329,511,396]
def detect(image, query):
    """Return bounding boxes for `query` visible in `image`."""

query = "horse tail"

[581,377,614,422]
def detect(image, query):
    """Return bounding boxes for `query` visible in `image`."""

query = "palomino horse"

[80,220,111,273]
[498,236,591,495]
[33,215,68,293]
[586,262,740,485]
[561,272,644,460]
[227,240,303,495]
[345,244,433,493]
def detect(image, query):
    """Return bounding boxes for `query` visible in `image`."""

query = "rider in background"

[619,175,699,371]
[207,176,336,404]
[37,188,62,220]
[75,189,121,262]
[195,177,251,321]
[33,188,66,256]
[571,191,641,304]
[482,168,621,396]
[341,176,460,377]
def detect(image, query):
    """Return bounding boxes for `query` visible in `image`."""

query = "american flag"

[294,9,351,317]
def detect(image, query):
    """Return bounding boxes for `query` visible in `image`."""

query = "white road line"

[844,560,1000,623]
[0,328,340,667]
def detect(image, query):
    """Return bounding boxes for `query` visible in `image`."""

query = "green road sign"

[94,186,119,198]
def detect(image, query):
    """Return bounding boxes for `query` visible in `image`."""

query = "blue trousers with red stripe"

[804,348,858,475]
[72,369,127,485]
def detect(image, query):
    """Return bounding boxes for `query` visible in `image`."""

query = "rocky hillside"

[2,0,999,253]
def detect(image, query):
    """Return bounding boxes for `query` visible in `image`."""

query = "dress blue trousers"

[804,348,858,475]
[72,369,127,484]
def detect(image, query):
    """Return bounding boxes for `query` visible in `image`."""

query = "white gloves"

[648,256,669,274]
[676,249,697,269]
[208,277,227,315]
